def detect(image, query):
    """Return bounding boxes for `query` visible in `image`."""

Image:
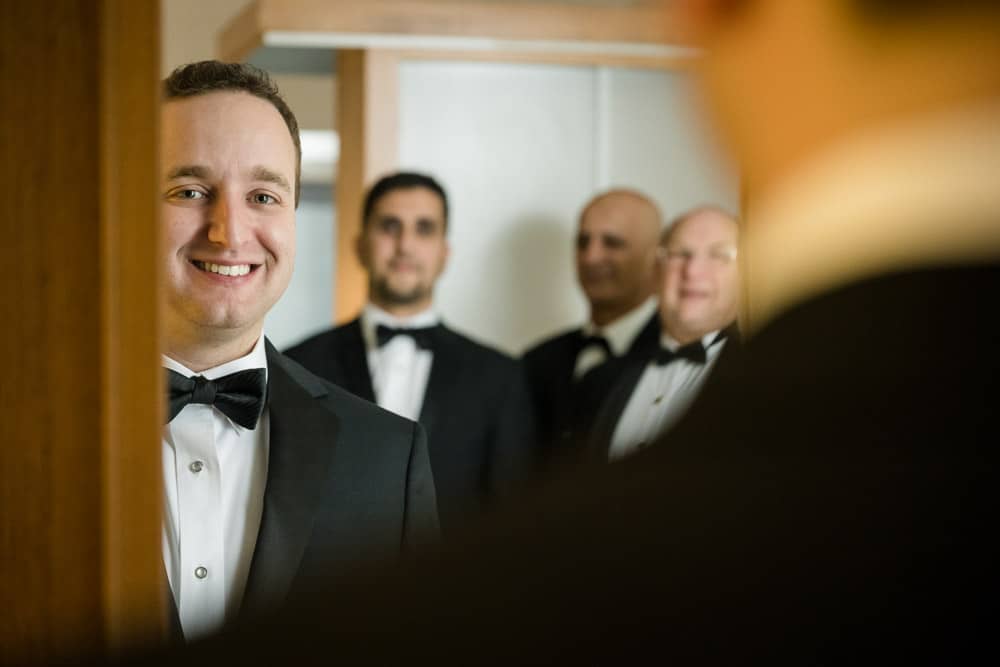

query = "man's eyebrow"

[166,165,211,180]
[250,166,292,194]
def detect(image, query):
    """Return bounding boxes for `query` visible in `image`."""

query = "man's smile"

[190,259,260,278]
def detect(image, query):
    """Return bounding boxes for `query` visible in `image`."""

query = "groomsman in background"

[286,172,536,537]
[523,189,662,459]
[588,207,740,460]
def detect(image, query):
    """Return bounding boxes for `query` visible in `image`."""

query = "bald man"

[587,207,741,460]
[523,189,663,458]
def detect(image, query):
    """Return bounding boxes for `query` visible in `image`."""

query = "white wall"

[397,61,739,355]
[266,185,336,349]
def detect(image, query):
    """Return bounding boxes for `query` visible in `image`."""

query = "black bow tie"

[578,334,612,357]
[654,325,737,367]
[166,368,266,429]
[653,341,707,366]
[375,324,437,349]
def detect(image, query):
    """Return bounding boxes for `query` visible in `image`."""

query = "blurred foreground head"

[678,0,1000,196]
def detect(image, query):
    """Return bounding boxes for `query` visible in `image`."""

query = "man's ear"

[355,232,368,269]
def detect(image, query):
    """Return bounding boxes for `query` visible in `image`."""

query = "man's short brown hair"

[163,60,302,207]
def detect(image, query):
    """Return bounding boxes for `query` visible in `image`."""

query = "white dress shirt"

[608,330,726,461]
[162,335,269,641]
[361,304,440,421]
[574,297,658,379]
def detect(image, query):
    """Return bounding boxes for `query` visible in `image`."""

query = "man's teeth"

[196,261,251,276]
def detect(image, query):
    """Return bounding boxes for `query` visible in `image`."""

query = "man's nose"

[681,253,710,278]
[395,226,417,254]
[207,196,245,248]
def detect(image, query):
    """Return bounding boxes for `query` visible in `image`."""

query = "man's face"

[357,187,450,310]
[659,211,740,341]
[160,91,297,343]
[575,197,658,313]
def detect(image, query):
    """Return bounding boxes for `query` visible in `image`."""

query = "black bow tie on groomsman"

[375,323,437,349]
[653,325,737,367]
[165,368,267,429]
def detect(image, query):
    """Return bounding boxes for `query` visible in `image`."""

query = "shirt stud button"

[653,396,664,405]
[194,566,208,579]
[189,460,204,473]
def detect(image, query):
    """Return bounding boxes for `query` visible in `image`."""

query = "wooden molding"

[220,0,690,64]
[99,0,166,655]
[334,50,400,323]
[218,0,266,62]
[1,0,163,662]
[391,48,695,71]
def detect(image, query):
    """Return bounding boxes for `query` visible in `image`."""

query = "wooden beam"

[219,0,689,63]
[0,0,164,663]
[218,0,266,62]
[334,50,400,323]
[390,48,695,71]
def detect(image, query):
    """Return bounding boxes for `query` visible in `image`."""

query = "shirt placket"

[173,404,225,639]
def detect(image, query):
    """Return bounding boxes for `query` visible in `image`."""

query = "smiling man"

[159,62,438,642]
[587,206,740,460]
[286,172,536,538]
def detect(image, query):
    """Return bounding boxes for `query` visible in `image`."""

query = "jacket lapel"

[627,312,662,360]
[240,340,338,619]
[418,325,459,444]
[587,359,648,459]
[336,319,376,402]
[165,572,184,644]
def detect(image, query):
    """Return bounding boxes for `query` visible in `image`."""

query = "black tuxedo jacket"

[522,312,660,458]
[140,261,999,663]
[166,341,439,640]
[586,325,740,459]
[285,319,537,536]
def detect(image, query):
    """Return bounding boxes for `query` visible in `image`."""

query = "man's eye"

[174,189,206,200]
[416,219,439,236]
[377,218,401,234]
[710,247,738,263]
[251,193,277,205]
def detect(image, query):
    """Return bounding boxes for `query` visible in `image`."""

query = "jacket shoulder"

[284,319,361,361]
[272,345,416,438]
[523,327,580,364]
[437,324,518,369]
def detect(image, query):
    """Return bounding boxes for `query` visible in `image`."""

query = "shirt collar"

[583,297,657,357]
[744,98,1000,335]
[361,303,441,350]
[162,334,269,381]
